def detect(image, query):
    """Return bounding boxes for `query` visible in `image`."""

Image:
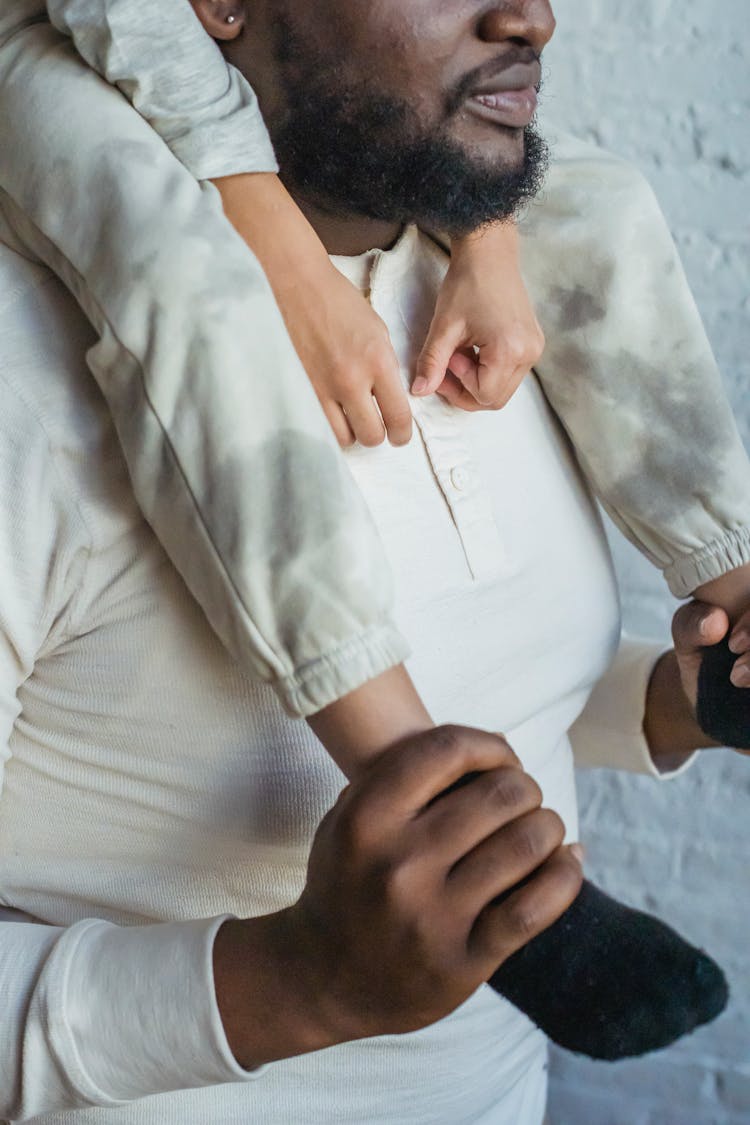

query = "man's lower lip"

[465,88,538,129]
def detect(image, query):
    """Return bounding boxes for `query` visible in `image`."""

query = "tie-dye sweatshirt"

[0,0,748,720]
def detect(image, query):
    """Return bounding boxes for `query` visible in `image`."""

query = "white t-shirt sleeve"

[569,636,698,779]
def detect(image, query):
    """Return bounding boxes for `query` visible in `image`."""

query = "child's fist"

[413,222,544,412]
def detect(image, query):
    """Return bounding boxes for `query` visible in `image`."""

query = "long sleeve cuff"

[569,637,698,780]
[16,915,261,1116]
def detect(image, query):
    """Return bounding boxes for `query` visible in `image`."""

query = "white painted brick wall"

[539,2,750,1121]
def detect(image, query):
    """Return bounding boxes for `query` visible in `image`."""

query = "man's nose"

[477,1,556,56]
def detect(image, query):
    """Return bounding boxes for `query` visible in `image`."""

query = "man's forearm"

[644,650,721,773]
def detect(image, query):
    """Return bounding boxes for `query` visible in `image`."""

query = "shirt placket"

[369,236,507,583]
[411,393,507,581]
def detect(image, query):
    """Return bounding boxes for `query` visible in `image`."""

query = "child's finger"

[373,370,413,447]
[446,349,478,383]
[474,343,530,409]
[413,320,464,397]
[343,393,387,448]
[436,372,484,413]
[323,401,356,449]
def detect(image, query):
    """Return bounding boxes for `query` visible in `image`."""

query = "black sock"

[489,879,728,1060]
[697,636,750,749]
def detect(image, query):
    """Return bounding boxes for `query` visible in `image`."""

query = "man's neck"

[292,193,403,257]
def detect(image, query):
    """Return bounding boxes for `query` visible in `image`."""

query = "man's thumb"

[672,602,729,653]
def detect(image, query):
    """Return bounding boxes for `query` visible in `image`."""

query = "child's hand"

[283,260,412,449]
[412,222,544,412]
[214,173,412,449]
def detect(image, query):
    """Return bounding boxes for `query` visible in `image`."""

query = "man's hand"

[645,601,750,768]
[214,726,582,1069]
[670,600,750,756]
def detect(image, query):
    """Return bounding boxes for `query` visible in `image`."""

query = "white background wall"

[539,2,750,1122]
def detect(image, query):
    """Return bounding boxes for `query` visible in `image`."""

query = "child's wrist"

[451,219,520,261]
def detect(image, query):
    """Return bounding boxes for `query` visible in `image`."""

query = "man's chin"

[450,119,529,176]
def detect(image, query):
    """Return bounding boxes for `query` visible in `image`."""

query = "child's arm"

[214,172,412,449]
[0,10,417,735]
[45,0,412,450]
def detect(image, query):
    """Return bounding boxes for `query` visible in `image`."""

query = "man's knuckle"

[338,801,378,855]
[553,856,584,904]
[536,807,566,847]
[508,821,546,865]
[481,769,530,811]
[506,898,541,940]
[429,724,465,757]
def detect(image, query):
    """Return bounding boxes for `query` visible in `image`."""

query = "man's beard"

[270,19,549,237]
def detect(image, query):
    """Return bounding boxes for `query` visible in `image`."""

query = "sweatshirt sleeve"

[522,129,750,599]
[0,14,409,718]
[569,636,698,780]
[45,0,277,180]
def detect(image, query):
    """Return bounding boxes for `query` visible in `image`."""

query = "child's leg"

[45,0,276,181]
[521,129,750,601]
[522,130,750,749]
[0,16,409,718]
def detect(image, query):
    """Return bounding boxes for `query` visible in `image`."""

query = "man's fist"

[670,601,750,752]
[214,726,582,1068]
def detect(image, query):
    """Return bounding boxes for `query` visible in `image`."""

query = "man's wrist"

[644,651,720,772]
[212,912,341,1071]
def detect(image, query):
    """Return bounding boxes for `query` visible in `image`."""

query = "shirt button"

[450,465,471,491]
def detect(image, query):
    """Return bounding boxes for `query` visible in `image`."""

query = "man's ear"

[190,0,245,41]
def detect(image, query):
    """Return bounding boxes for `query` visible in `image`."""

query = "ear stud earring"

[226,13,237,23]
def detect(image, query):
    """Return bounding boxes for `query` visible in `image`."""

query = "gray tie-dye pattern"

[0,11,749,724]
[45,0,278,180]
[0,20,408,717]
[521,130,750,595]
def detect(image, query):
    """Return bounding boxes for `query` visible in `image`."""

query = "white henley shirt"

[0,226,680,1124]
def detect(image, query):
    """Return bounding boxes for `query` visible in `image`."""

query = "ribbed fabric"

[0,228,690,1123]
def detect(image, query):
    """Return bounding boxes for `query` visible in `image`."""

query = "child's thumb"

[413,322,461,396]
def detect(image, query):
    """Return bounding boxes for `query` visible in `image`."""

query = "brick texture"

[539,2,750,1121]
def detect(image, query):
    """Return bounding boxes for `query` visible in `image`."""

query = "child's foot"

[489,879,728,1059]
[698,636,750,748]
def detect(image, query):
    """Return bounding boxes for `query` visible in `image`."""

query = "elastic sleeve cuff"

[569,637,698,779]
[52,915,262,1104]
[276,622,411,717]
[664,527,750,598]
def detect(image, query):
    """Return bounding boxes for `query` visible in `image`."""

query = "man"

[0,1,738,1122]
